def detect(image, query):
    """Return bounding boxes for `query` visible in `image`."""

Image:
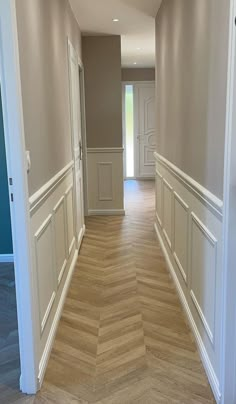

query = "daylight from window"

[125,85,134,178]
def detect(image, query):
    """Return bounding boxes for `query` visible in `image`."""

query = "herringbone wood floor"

[9,180,215,403]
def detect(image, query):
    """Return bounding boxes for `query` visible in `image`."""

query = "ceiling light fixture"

[112,18,119,22]
[137,47,141,50]
[133,62,137,65]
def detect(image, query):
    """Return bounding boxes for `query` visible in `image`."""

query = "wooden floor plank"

[7,180,215,403]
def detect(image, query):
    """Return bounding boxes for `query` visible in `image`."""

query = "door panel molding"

[135,82,156,178]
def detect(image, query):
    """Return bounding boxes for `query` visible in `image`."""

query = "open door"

[0,1,38,394]
[123,82,156,179]
[68,40,85,248]
[134,83,156,178]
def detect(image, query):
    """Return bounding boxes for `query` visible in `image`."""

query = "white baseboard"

[0,254,14,263]
[154,222,221,403]
[77,225,85,251]
[88,209,125,216]
[37,248,78,388]
[135,177,155,181]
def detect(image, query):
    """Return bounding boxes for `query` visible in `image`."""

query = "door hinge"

[10,193,14,202]
[9,178,13,186]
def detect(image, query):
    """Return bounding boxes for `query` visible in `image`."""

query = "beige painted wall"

[83,36,122,148]
[122,68,155,82]
[15,0,81,196]
[156,0,230,198]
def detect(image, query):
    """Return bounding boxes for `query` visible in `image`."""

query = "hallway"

[31,180,214,403]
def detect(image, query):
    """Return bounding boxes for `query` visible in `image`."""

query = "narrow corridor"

[15,181,214,403]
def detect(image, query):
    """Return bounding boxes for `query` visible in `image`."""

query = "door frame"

[67,38,88,223]
[122,81,155,180]
[0,1,38,393]
[221,0,236,402]
[79,59,89,218]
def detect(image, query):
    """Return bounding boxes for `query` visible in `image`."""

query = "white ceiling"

[69,0,162,68]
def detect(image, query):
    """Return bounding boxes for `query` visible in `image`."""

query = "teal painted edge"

[0,89,13,254]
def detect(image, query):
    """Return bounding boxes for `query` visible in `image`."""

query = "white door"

[68,41,84,247]
[135,83,156,178]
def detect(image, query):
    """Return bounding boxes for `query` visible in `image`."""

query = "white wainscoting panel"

[34,214,56,334]
[87,148,124,215]
[190,213,217,345]
[65,185,75,256]
[53,196,67,286]
[155,169,163,226]
[163,178,173,249]
[154,152,223,403]
[173,191,189,283]
[98,162,113,201]
[29,162,80,387]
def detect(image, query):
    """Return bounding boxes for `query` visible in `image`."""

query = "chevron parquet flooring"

[12,180,215,403]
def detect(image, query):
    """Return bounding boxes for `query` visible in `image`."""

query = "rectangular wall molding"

[34,214,56,334]
[98,162,113,201]
[162,178,173,249]
[29,164,79,389]
[154,153,223,403]
[154,222,221,403]
[155,169,163,227]
[190,212,217,346]
[65,184,75,257]
[87,148,124,215]
[29,161,74,214]
[173,191,189,284]
[53,196,67,286]
[154,152,223,218]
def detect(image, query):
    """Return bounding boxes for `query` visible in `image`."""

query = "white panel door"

[135,83,156,178]
[68,41,84,246]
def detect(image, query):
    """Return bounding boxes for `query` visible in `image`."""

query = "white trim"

[154,223,221,403]
[79,62,89,217]
[87,148,124,154]
[162,178,173,249]
[221,0,236,403]
[135,176,155,180]
[38,248,78,388]
[77,225,85,251]
[124,177,155,181]
[34,214,55,335]
[0,1,38,393]
[122,80,155,85]
[98,162,113,201]
[88,209,125,216]
[173,191,189,284]
[29,161,74,213]
[53,195,67,287]
[154,152,223,218]
[0,254,14,263]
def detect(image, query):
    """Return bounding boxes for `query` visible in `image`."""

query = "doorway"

[68,40,87,248]
[123,81,156,180]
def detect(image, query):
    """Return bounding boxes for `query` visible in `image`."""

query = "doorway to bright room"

[124,84,135,179]
[123,82,156,181]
